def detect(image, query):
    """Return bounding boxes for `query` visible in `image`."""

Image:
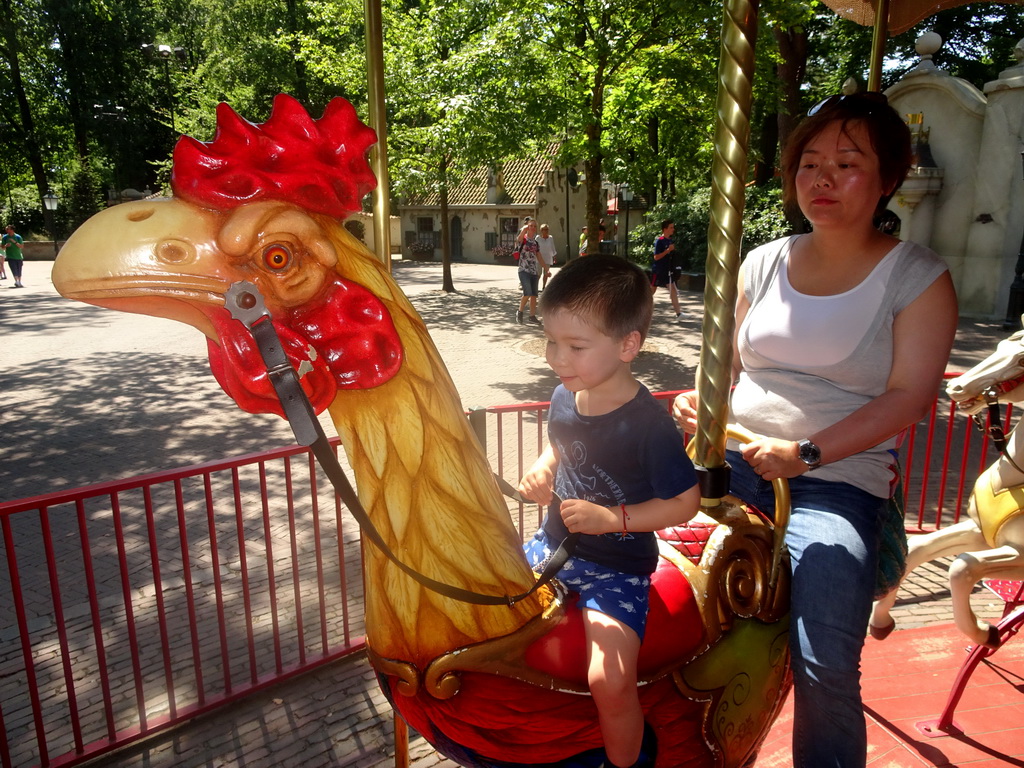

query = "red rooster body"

[51,94,790,767]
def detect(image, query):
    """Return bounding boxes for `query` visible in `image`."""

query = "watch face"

[799,440,821,466]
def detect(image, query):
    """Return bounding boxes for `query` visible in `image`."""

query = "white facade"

[886,36,1024,319]
[398,163,597,265]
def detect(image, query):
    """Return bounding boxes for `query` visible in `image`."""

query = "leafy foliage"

[0,0,1017,249]
[65,159,105,231]
[629,181,790,273]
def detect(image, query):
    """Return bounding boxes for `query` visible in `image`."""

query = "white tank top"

[732,235,949,497]
[745,247,900,367]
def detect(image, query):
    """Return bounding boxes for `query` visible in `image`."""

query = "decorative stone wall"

[886,33,1024,319]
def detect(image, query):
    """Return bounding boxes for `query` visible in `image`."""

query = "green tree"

[888,4,1024,87]
[375,0,555,290]
[599,25,721,206]
[533,0,710,255]
[0,0,64,236]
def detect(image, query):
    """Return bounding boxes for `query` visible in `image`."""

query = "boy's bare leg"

[584,610,644,767]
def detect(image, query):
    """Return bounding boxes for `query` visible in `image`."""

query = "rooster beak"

[52,198,230,340]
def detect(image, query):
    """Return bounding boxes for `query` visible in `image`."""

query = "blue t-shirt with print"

[542,384,696,575]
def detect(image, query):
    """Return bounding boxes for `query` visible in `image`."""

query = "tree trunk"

[0,0,55,236]
[774,24,808,232]
[439,153,454,292]
[284,0,310,104]
[648,114,659,209]
[754,111,778,186]
[583,59,607,256]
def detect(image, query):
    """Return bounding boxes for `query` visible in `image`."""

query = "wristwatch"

[797,439,822,470]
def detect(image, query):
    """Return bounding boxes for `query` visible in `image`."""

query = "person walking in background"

[515,220,542,324]
[537,223,557,289]
[672,92,958,767]
[519,255,699,768]
[578,226,588,258]
[650,220,683,321]
[517,216,533,246]
[3,225,24,287]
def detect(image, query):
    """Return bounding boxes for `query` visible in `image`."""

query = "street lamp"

[621,184,633,258]
[42,190,59,256]
[142,43,186,134]
[1003,146,1024,330]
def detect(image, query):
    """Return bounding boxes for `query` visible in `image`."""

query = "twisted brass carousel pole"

[363,2,407,761]
[696,0,759,506]
[365,0,392,271]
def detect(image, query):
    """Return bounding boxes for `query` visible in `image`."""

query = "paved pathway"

[0,258,1015,768]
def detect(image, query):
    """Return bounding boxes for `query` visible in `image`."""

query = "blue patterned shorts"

[524,530,651,640]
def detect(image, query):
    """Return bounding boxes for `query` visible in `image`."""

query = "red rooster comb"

[171,93,378,218]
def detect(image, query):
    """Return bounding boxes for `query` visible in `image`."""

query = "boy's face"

[543,309,636,393]
[664,223,675,236]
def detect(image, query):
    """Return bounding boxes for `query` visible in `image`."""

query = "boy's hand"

[559,498,616,535]
[517,464,554,506]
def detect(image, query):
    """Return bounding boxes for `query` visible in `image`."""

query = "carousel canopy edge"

[818,0,1022,36]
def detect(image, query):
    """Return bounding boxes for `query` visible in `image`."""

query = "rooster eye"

[263,244,291,270]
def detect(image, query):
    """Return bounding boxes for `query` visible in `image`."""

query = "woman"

[516,220,542,324]
[672,93,958,767]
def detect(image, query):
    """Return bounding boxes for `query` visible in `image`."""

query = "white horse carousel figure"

[869,322,1024,650]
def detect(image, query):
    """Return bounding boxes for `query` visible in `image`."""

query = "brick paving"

[0,258,1015,768]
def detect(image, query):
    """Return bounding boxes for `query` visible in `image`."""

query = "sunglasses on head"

[807,91,888,116]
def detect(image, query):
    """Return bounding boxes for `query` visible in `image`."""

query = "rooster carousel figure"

[52,94,791,768]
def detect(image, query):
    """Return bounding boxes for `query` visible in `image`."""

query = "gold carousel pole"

[867,0,890,92]
[695,0,759,506]
[365,0,392,271]
[363,2,405,761]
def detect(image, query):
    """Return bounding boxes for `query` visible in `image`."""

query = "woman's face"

[795,120,888,231]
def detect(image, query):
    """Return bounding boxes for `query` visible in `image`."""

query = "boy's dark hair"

[540,255,653,342]
[661,219,673,231]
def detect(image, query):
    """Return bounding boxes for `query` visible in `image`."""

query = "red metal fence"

[0,384,1013,767]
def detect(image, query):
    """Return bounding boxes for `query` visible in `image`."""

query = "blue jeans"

[727,451,885,768]
[518,271,539,297]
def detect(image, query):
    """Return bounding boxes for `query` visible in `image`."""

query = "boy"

[651,219,682,321]
[518,255,699,768]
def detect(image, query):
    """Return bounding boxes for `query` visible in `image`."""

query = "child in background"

[651,219,683,321]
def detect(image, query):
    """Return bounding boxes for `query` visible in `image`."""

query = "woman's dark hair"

[540,255,653,342]
[781,93,912,215]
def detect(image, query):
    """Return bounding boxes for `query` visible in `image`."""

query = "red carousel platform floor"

[754,622,1024,767]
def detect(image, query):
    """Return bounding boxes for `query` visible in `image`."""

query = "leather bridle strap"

[977,388,1024,475]
[224,281,576,607]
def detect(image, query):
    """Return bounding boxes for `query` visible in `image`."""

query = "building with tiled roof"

[397,143,644,265]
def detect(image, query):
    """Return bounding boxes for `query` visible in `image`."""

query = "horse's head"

[947,322,1024,415]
